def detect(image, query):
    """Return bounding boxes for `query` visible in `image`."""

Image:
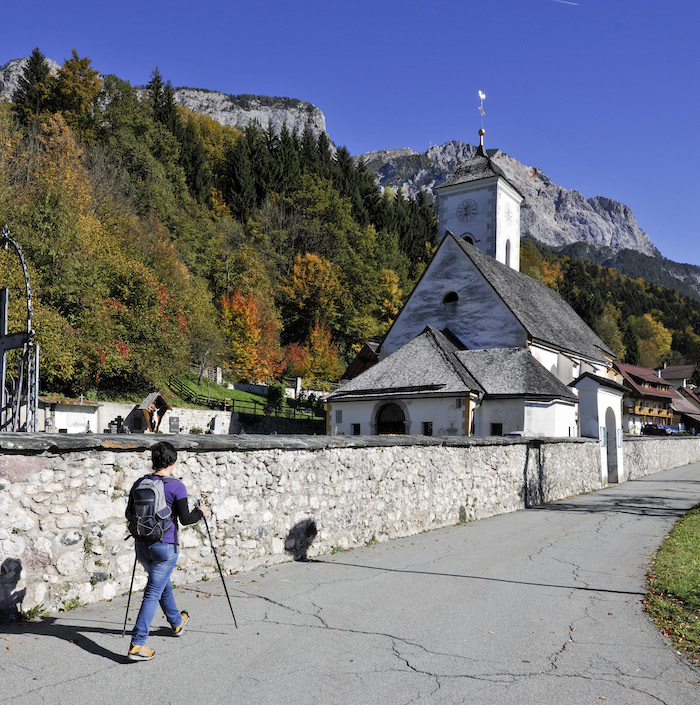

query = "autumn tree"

[302,318,344,381]
[278,252,345,344]
[220,288,283,382]
[628,313,673,368]
[49,50,102,141]
[594,304,626,360]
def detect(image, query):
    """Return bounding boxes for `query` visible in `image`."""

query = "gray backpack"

[126,475,175,544]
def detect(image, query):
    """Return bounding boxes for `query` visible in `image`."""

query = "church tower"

[435,129,524,271]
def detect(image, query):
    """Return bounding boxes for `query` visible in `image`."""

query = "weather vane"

[478,90,486,147]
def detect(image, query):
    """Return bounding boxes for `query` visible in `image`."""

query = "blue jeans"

[131,542,181,646]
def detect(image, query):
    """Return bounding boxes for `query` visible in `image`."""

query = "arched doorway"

[377,403,406,435]
[605,406,618,483]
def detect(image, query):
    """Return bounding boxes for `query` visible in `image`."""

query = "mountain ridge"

[0,56,326,138]
[360,141,700,299]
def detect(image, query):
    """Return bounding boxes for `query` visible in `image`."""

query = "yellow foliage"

[630,313,673,367]
[37,114,91,213]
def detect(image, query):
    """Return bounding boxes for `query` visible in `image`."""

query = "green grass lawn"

[645,503,700,667]
[167,374,324,420]
[173,374,267,404]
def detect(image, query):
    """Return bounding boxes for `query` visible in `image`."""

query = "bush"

[267,382,285,411]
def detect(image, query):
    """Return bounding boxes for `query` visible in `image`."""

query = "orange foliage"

[221,288,283,382]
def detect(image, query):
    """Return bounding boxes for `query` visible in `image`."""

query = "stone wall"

[2,433,699,617]
[623,435,700,480]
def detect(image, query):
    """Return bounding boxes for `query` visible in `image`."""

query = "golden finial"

[478,91,486,147]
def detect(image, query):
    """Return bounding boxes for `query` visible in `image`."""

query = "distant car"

[641,424,669,436]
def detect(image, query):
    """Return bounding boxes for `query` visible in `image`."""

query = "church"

[326,127,625,483]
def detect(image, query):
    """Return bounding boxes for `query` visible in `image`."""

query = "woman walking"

[126,441,207,661]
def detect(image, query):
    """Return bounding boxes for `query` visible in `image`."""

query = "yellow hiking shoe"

[172,610,189,637]
[128,644,155,662]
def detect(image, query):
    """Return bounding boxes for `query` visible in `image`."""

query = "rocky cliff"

[172,87,325,136]
[0,56,61,98]
[0,57,326,138]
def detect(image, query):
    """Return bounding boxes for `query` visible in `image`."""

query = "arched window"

[461,233,474,245]
[377,403,406,435]
[505,240,512,268]
[443,291,459,303]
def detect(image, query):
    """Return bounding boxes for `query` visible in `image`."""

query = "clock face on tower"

[504,203,513,224]
[456,199,478,223]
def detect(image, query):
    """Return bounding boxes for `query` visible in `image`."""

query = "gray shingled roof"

[437,145,523,197]
[570,372,627,394]
[328,327,480,400]
[455,348,578,401]
[451,234,613,363]
[329,328,577,404]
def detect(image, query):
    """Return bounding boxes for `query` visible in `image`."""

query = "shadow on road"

[308,558,646,597]
[530,494,694,518]
[1,614,130,664]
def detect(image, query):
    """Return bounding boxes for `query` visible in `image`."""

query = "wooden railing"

[168,378,325,420]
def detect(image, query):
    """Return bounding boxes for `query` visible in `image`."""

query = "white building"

[326,136,625,482]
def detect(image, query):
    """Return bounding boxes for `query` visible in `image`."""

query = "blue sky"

[4,0,699,267]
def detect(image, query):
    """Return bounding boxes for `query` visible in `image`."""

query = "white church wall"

[328,397,468,436]
[525,400,577,437]
[529,345,560,378]
[476,398,577,437]
[381,236,528,358]
[475,398,524,436]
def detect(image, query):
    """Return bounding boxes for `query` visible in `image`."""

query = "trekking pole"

[121,552,138,637]
[202,513,238,628]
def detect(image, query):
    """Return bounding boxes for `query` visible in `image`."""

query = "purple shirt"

[162,477,188,544]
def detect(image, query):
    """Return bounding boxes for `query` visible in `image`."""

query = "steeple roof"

[437,144,523,197]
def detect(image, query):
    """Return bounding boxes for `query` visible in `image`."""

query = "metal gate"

[0,225,39,432]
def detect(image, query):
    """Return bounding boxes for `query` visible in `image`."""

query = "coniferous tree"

[621,320,641,365]
[148,68,180,135]
[179,115,212,204]
[317,132,333,179]
[224,136,256,221]
[12,47,52,124]
[300,125,319,173]
[278,123,301,195]
[263,120,282,193]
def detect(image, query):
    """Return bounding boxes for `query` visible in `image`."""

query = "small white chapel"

[326,121,625,483]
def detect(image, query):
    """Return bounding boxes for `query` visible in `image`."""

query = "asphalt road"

[3,463,700,705]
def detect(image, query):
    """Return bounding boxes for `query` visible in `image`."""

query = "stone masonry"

[1,434,699,616]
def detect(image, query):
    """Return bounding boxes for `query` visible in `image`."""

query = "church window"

[505,240,512,268]
[461,233,474,244]
[443,291,459,303]
[351,423,361,435]
[335,409,342,423]
[422,422,433,436]
[490,423,503,436]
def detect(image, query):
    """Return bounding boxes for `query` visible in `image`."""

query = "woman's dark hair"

[151,441,177,471]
